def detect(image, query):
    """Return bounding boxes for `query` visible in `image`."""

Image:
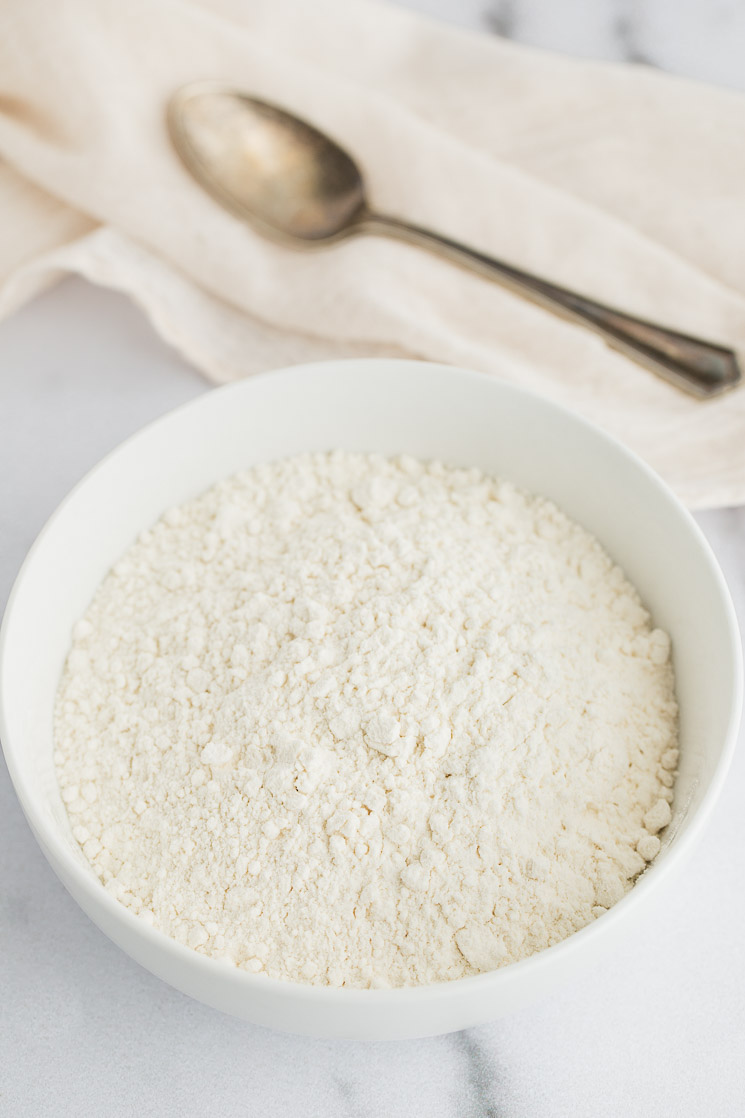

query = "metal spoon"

[167,82,740,398]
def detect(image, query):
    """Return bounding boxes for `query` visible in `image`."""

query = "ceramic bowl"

[1,359,741,1039]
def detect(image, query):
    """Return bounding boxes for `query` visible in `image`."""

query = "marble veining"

[398,0,745,90]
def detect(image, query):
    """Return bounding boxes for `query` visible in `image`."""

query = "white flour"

[55,452,677,987]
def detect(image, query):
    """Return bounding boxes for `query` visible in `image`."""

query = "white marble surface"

[398,0,745,90]
[2,2,745,1115]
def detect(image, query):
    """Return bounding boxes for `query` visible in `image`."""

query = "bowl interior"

[1,359,740,1030]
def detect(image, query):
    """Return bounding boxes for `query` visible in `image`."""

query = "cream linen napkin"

[1,0,744,508]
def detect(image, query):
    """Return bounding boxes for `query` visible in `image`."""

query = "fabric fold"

[1,0,744,507]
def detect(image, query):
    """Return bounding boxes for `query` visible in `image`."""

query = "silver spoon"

[167,82,740,398]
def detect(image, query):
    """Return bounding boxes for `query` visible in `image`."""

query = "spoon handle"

[364,214,740,398]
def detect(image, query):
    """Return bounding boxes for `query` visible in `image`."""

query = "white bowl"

[1,359,741,1040]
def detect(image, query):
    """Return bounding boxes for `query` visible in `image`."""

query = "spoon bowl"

[168,86,366,243]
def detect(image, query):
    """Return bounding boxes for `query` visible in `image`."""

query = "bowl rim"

[1,357,742,1009]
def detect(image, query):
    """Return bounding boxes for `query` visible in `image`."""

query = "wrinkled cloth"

[1,0,745,508]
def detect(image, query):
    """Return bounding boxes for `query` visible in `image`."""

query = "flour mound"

[55,452,677,988]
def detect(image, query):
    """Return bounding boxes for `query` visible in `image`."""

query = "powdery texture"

[55,452,678,987]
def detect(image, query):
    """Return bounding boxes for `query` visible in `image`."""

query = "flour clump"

[55,451,678,987]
